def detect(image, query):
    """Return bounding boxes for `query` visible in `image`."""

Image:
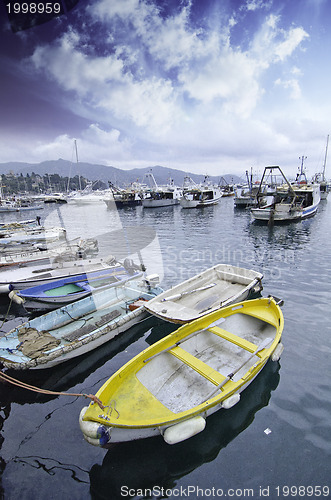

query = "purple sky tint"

[0,0,330,179]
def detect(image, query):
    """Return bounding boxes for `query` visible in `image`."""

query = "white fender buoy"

[222,393,240,409]
[271,342,284,361]
[8,290,25,305]
[83,434,103,447]
[79,407,101,439]
[163,416,206,445]
[0,284,13,293]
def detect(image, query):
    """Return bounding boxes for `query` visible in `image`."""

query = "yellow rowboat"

[79,297,284,446]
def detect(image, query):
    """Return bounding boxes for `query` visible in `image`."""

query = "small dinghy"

[144,264,263,323]
[79,297,284,446]
[0,276,162,370]
[10,263,143,312]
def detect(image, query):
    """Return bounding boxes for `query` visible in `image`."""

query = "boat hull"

[0,282,163,370]
[0,255,118,292]
[144,264,263,323]
[180,195,222,208]
[80,297,284,446]
[15,265,142,312]
[142,198,179,207]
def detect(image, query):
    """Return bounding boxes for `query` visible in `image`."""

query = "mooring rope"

[0,370,105,409]
[0,294,15,331]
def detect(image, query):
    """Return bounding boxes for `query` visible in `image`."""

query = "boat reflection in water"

[89,359,281,500]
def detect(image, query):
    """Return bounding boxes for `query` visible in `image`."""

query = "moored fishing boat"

[79,297,284,446]
[106,182,144,208]
[251,164,320,223]
[180,176,222,208]
[144,264,263,323]
[234,169,263,208]
[142,173,182,208]
[0,275,162,370]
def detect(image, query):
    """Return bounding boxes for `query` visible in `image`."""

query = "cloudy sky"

[0,0,330,178]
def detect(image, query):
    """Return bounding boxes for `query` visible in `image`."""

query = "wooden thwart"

[169,345,226,386]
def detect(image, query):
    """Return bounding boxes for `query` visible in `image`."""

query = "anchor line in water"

[0,370,105,409]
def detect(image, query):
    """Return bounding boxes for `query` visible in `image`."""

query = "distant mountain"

[0,159,241,187]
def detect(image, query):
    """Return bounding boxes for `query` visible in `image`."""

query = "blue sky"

[0,0,330,179]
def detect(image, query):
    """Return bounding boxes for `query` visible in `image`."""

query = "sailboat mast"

[74,139,82,191]
[322,134,329,181]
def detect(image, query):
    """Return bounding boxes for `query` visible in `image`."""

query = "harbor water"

[0,197,330,499]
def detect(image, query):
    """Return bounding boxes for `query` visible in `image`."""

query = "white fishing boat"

[180,176,222,208]
[142,173,182,208]
[79,297,284,446]
[0,276,162,370]
[144,264,263,323]
[251,164,321,223]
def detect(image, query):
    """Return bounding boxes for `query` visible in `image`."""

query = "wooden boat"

[251,165,320,223]
[180,176,222,208]
[0,277,162,369]
[0,219,39,231]
[0,237,98,268]
[0,254,120,293]
[10,264,144,312]
[143,264,263,323]
[79,297,284,446]
[0,226,66,245]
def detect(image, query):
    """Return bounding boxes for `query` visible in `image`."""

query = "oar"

[143,317,226,363]
[202,337,273,403]
[161,283,217,302]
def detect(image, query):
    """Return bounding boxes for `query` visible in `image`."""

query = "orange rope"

[0,370,105,409]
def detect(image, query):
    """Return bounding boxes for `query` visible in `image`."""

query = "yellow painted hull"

[80,297,284,445]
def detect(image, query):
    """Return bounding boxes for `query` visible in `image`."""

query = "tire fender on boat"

[271,342,284,362]
[162,416,206,445]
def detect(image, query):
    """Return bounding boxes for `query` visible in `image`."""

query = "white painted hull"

[80,363,268,445]
[180,195,222,208]
[142,198,179,207]
[252,199,320,222]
